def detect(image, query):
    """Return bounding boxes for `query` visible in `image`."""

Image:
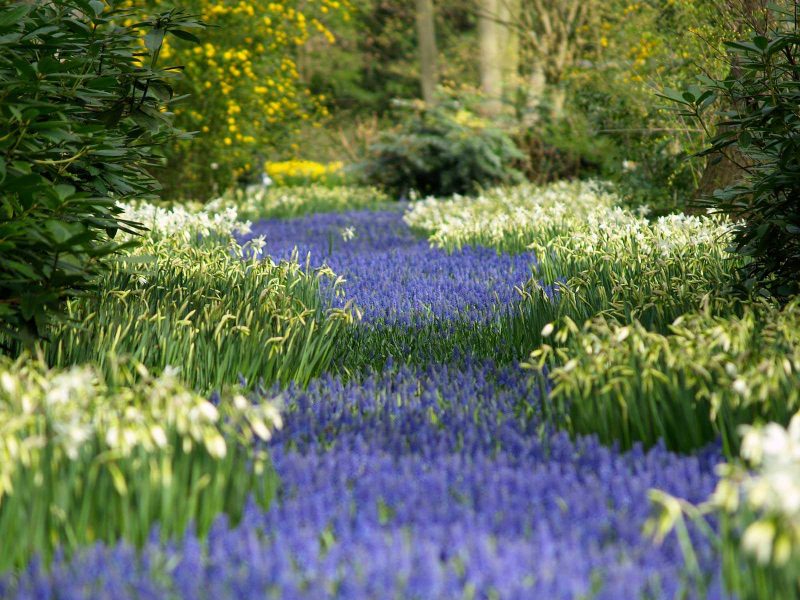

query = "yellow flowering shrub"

[127,0,350,199]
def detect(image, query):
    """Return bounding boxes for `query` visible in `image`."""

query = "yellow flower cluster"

[629,34,658,68]
[125,0,350,196]
[452,109,488,130]
[265,160,343,186]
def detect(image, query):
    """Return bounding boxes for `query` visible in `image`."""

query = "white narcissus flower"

[150,425,168,448]
[162,365,180,380]
[250,418,272,441]
[263,401,283,430]
[732,378,750,398]
[561,359,578,373]
[711,478,739,512]
[760,423,792,460]
[0,372,17,395]
[196,402,220,423]
[740,427,764,465]
[742,520,776,565]
[205,433,227,459]
[247,235,267,256]
[106,426,120,449]
[233,394,249,411]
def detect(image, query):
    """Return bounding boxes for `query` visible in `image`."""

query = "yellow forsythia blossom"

[123,0,351,199]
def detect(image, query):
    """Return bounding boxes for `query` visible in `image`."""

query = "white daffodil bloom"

[707,414,800,568]
[732,378,750,398]
[742,520,776,564]
[196,402,220,423]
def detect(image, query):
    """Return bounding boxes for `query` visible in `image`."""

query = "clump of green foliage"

[0,1,199,346]
[47,236,354,394]
[666,4,800,298]
[529,300,800,455]
[363,100,524,198]
[513,112,621,186]
[0,354,281,570]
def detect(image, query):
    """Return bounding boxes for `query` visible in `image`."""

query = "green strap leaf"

[0,5,31,29]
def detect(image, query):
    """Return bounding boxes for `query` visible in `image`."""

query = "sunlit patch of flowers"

[0,356,281,569]
[264,159,345,186]
[403,179,620,251]
[404,179,732,259]
[558,207,731,260]
[521,206,735,329]
[118,199,252,241]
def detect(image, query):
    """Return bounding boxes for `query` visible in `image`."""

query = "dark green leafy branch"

[661,6,800,300]
[0,0,203,348]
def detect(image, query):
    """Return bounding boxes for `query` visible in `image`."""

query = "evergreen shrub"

[0,0,198,346]
[363,100,524,198]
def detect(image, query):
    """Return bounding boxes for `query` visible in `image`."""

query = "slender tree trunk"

[478,0,502,114]
[498,0,520,95]
[525,60,546,124]
[416,0,439,105]
[550,86,566,119]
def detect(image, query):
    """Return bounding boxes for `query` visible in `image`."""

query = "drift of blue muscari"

[3,210,726,599]
[242,208,538,325]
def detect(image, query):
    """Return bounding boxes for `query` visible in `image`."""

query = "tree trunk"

[524,60,546,124]
[478,0,502,114]
[549,86,566,120]
[498,0,520,95]
[415,0,439,105]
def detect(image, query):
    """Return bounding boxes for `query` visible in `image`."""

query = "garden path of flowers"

[11,208,724,599]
